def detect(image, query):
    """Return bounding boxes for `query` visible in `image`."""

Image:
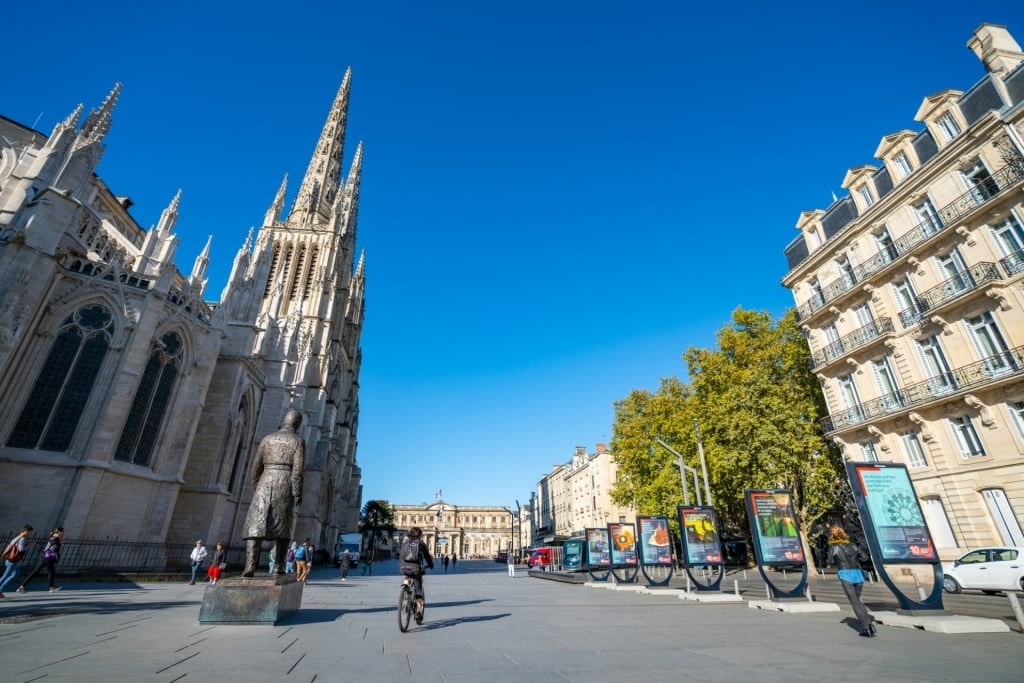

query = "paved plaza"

[1,561,1020,682]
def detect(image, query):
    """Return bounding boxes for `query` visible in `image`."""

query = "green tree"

[683,308,843,544]
[359,499,395,563]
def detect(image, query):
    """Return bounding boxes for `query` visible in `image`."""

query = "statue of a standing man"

[242,409,305,577]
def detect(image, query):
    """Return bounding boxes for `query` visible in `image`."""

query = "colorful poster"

[607,522,638,566]
[637,516,673,566]
[586,527,611,567]
[745,490,805,565]
[677,506,723,566]
[851,463,937,562]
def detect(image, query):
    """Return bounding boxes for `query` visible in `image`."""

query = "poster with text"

[586,527,611,567]
[850,463,937,563]
[745,490,805,565]
[607,522,638,566]
[677,506,723,566]
[637,516,673,566]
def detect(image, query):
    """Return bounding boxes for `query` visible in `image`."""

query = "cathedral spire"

[189,235,212,295]
[62,103,84,130]
[265,174,288,225]
[156,189,182,235]
[78,82,122,147]
[287,69,351,226]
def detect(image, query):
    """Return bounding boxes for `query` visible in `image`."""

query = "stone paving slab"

[678,591,745,603]
[1,561,1022,682]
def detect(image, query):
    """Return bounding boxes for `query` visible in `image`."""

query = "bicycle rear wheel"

[398,584,413,632]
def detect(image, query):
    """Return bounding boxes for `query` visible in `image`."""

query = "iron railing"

[1000,248,1024,277]
[897,263,1000,327]
[811,317,895,369]
[795,157,1024,321]
[822,345,1024,433]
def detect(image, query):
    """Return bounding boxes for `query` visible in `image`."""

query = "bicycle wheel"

[398,584,413,632]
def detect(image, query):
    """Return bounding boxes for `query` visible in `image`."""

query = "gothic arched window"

[8,304,114,451]
[114,331,183,466]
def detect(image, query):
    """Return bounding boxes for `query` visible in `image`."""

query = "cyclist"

[399,527,434,622]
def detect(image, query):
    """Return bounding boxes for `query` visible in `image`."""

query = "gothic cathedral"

[0,72,365,552]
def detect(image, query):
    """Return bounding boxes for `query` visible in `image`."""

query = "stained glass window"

[114,332,182,466]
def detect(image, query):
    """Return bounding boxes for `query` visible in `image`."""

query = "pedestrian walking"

[294,539,311,582]
[207,542,226,584]
[189,540,208,585]
[17,527,64,593]
[828,526,876,638]
[451,553,457,568]
[442,554,449,573]
[267,544,276,574]
[285,542,298,574]
[361,554,372,575]
[340,550,350,580]
[0,525,33,598]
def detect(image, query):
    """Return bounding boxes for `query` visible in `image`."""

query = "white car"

[941,546,1024,594]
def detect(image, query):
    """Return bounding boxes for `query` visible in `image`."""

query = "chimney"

[968,23,1024,76]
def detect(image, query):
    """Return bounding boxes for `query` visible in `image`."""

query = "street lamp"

[515,499,521,562]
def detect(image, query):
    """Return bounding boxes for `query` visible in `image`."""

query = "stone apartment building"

[0,73,366,553]
[781,23,1024,556]
[533,444,636,545]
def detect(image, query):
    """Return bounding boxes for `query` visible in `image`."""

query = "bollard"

[765,583,770,600]
[686,573,692,594]
[734,579,739,596]
[1006,592,1024,634]
[806,586,813,602]
[743,570,747,580]
[782,568,787,579]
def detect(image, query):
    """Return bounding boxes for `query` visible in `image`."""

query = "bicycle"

[397,577,423,632]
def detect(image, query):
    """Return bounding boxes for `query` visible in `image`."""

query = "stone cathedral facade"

[0,71,366,553]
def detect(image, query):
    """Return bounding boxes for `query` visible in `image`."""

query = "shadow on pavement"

[414,612,511,631]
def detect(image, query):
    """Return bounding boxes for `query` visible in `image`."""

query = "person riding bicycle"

[399,527,434,622]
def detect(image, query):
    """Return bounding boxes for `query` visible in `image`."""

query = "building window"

[859,441,879,463]
[114,332,183,466]
[961,159,998,201]
[1009,401,1024,442]
[965,312,1012,376]
[893,152,914,178]
[981,489,1024,546]
[917,336,955,395]
[912,198,943,235]
[948,415,985,458]
[873,226,898,263]
[920,498,958,549]
[990,213,1024,257]
[858,186,875,208]
[7,304,114,452]
[900,431,928,468]
[936,112,961,142]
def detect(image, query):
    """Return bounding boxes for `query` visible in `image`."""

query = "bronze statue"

[242,410,305,577]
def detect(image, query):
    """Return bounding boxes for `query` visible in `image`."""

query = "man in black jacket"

[399,527,434,622]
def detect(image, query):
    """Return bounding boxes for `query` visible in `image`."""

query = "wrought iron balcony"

[821,344,1024,433]
[811,317,895,369]
[1001,248,1024,277]
[795,157,1024,322]
[896,262,1001,327]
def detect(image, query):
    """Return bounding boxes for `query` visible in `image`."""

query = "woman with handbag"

[828,525,876,637]
[17,527,63,593]
[0,525,35,598]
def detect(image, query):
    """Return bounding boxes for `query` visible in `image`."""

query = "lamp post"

[515,499,522,562]
[655,437,705,506]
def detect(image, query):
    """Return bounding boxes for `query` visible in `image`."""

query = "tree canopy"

[359,499,395,562]
[610,308,844,543]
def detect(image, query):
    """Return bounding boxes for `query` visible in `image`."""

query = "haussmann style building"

[0,71,367,557]
[781,23,1024,556]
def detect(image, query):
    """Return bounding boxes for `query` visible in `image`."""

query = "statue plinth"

[198,574,303,625]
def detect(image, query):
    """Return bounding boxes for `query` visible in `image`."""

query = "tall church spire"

[265,173,288,225]
[78,82,122,148]
[287,68,351,226]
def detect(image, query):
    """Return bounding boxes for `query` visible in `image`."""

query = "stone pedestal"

[198,575,304,625]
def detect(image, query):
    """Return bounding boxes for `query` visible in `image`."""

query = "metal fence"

[1,533,248,576]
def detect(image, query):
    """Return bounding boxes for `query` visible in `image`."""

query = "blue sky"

[4,2,1016,509]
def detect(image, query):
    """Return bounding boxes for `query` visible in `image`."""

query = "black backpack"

[401,540,420,563]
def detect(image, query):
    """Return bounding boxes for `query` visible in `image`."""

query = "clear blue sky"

[4,2,1014,509]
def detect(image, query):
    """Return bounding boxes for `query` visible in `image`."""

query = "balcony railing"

[897,262,1000,327]
[821,345,1024,433]
[795,157,1024,322]
[811,317,894,369]
[1001,248,1024,277]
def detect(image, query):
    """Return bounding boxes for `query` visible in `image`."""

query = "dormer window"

[893,152,914,178]
[937,112,961,142]
[858,186,875,208]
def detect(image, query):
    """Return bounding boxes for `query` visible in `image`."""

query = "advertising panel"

[677,506,723,566]
[585,527,611,567]
[607,522,638,567]
[850,463,937,563]
[637,516,673,566]
[745,489,805,565]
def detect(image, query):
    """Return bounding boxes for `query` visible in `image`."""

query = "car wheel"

[942,575,961,594]
[1020,576,1024,592]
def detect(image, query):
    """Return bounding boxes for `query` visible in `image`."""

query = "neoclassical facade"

[534,444,636,544]
[390,502,514,559]
[0,72,366,552]
[781,24,1024,556]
